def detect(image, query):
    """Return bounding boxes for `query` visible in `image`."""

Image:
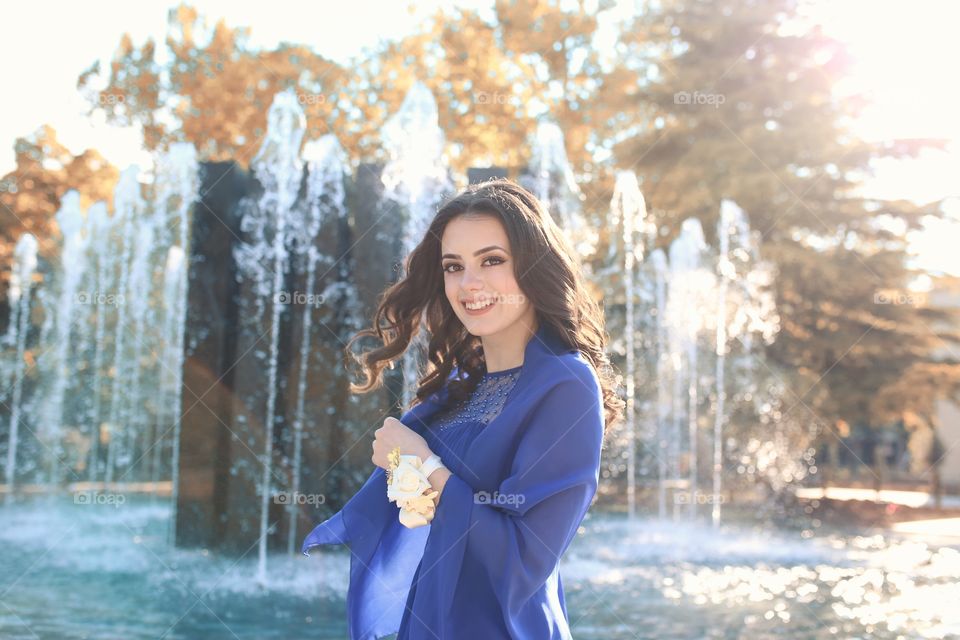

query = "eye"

[442,256,506,273]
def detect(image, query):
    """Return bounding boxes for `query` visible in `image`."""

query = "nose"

[460,264,484,291]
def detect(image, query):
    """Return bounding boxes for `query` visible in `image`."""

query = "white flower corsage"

[386,452,445,528]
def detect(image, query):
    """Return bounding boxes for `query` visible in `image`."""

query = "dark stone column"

[176,160,404,555]
[176,161,245,550]
[467,167,508,184]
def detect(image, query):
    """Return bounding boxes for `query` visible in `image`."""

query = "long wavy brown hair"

[344,178,624,436]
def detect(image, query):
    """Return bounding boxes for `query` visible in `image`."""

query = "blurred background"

[1,1,958,638]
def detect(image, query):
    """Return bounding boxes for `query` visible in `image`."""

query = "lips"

[463,299,496,311]
[461,296,498,311]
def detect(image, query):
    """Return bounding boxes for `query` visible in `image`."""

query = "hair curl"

[345,178,624,437]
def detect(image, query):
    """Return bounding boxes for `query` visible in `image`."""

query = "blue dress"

[301,323,604,639]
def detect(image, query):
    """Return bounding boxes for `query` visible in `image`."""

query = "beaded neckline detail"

[433,368,522,433]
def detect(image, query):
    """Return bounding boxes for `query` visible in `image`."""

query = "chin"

[457,316,490,335]
[463,319,519,338]
[463,324,494,338]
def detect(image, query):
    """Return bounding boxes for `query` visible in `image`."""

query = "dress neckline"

[482,363,523,378]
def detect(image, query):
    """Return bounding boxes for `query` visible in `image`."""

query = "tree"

[0,126,118,300]
[78,4,350,163]
[76,2,622,181]
[613,0,960,445]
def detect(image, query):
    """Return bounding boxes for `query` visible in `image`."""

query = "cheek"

[444,276,459,306]
[493,270,525,307]
[496,268,521,294]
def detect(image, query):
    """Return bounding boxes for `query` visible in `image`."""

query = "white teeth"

[465,299,494,310]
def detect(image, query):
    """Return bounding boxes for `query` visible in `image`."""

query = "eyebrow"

[441,245,509,260]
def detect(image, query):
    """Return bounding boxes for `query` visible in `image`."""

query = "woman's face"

[440,213,533,337]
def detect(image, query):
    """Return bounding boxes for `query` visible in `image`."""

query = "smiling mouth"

[462,296,499,311]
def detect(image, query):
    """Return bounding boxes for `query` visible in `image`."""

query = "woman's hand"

[371,417,432,470]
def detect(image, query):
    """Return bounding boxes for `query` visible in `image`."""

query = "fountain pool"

[1,495,956,639]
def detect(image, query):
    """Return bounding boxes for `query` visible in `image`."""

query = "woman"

[302,178,624,639]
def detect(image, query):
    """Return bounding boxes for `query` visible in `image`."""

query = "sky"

[1,0,957,274]
[801,0,960,277]
[0,0,494,176]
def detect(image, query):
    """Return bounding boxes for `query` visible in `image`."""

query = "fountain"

[651,248,670,518]
[608,171,650,519]
[665,217,710,517]
[279,134,350,556]
[154,142,199,540]
[104,166,142,484]
[252,88,305,583]
[2,233,38,500]
[380,81,454,408]
[85,201,111,482]
[36,193,86,486]
[522,121,597,261]
[598,173,783,525]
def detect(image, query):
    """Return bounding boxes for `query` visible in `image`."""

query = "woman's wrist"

[402,445,450,508]
[411,442,433,462]
[426,467,451,506]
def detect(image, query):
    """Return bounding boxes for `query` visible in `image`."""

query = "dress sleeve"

[300,464,430,640]
[428,373,604,631]
[300,393,443,640]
